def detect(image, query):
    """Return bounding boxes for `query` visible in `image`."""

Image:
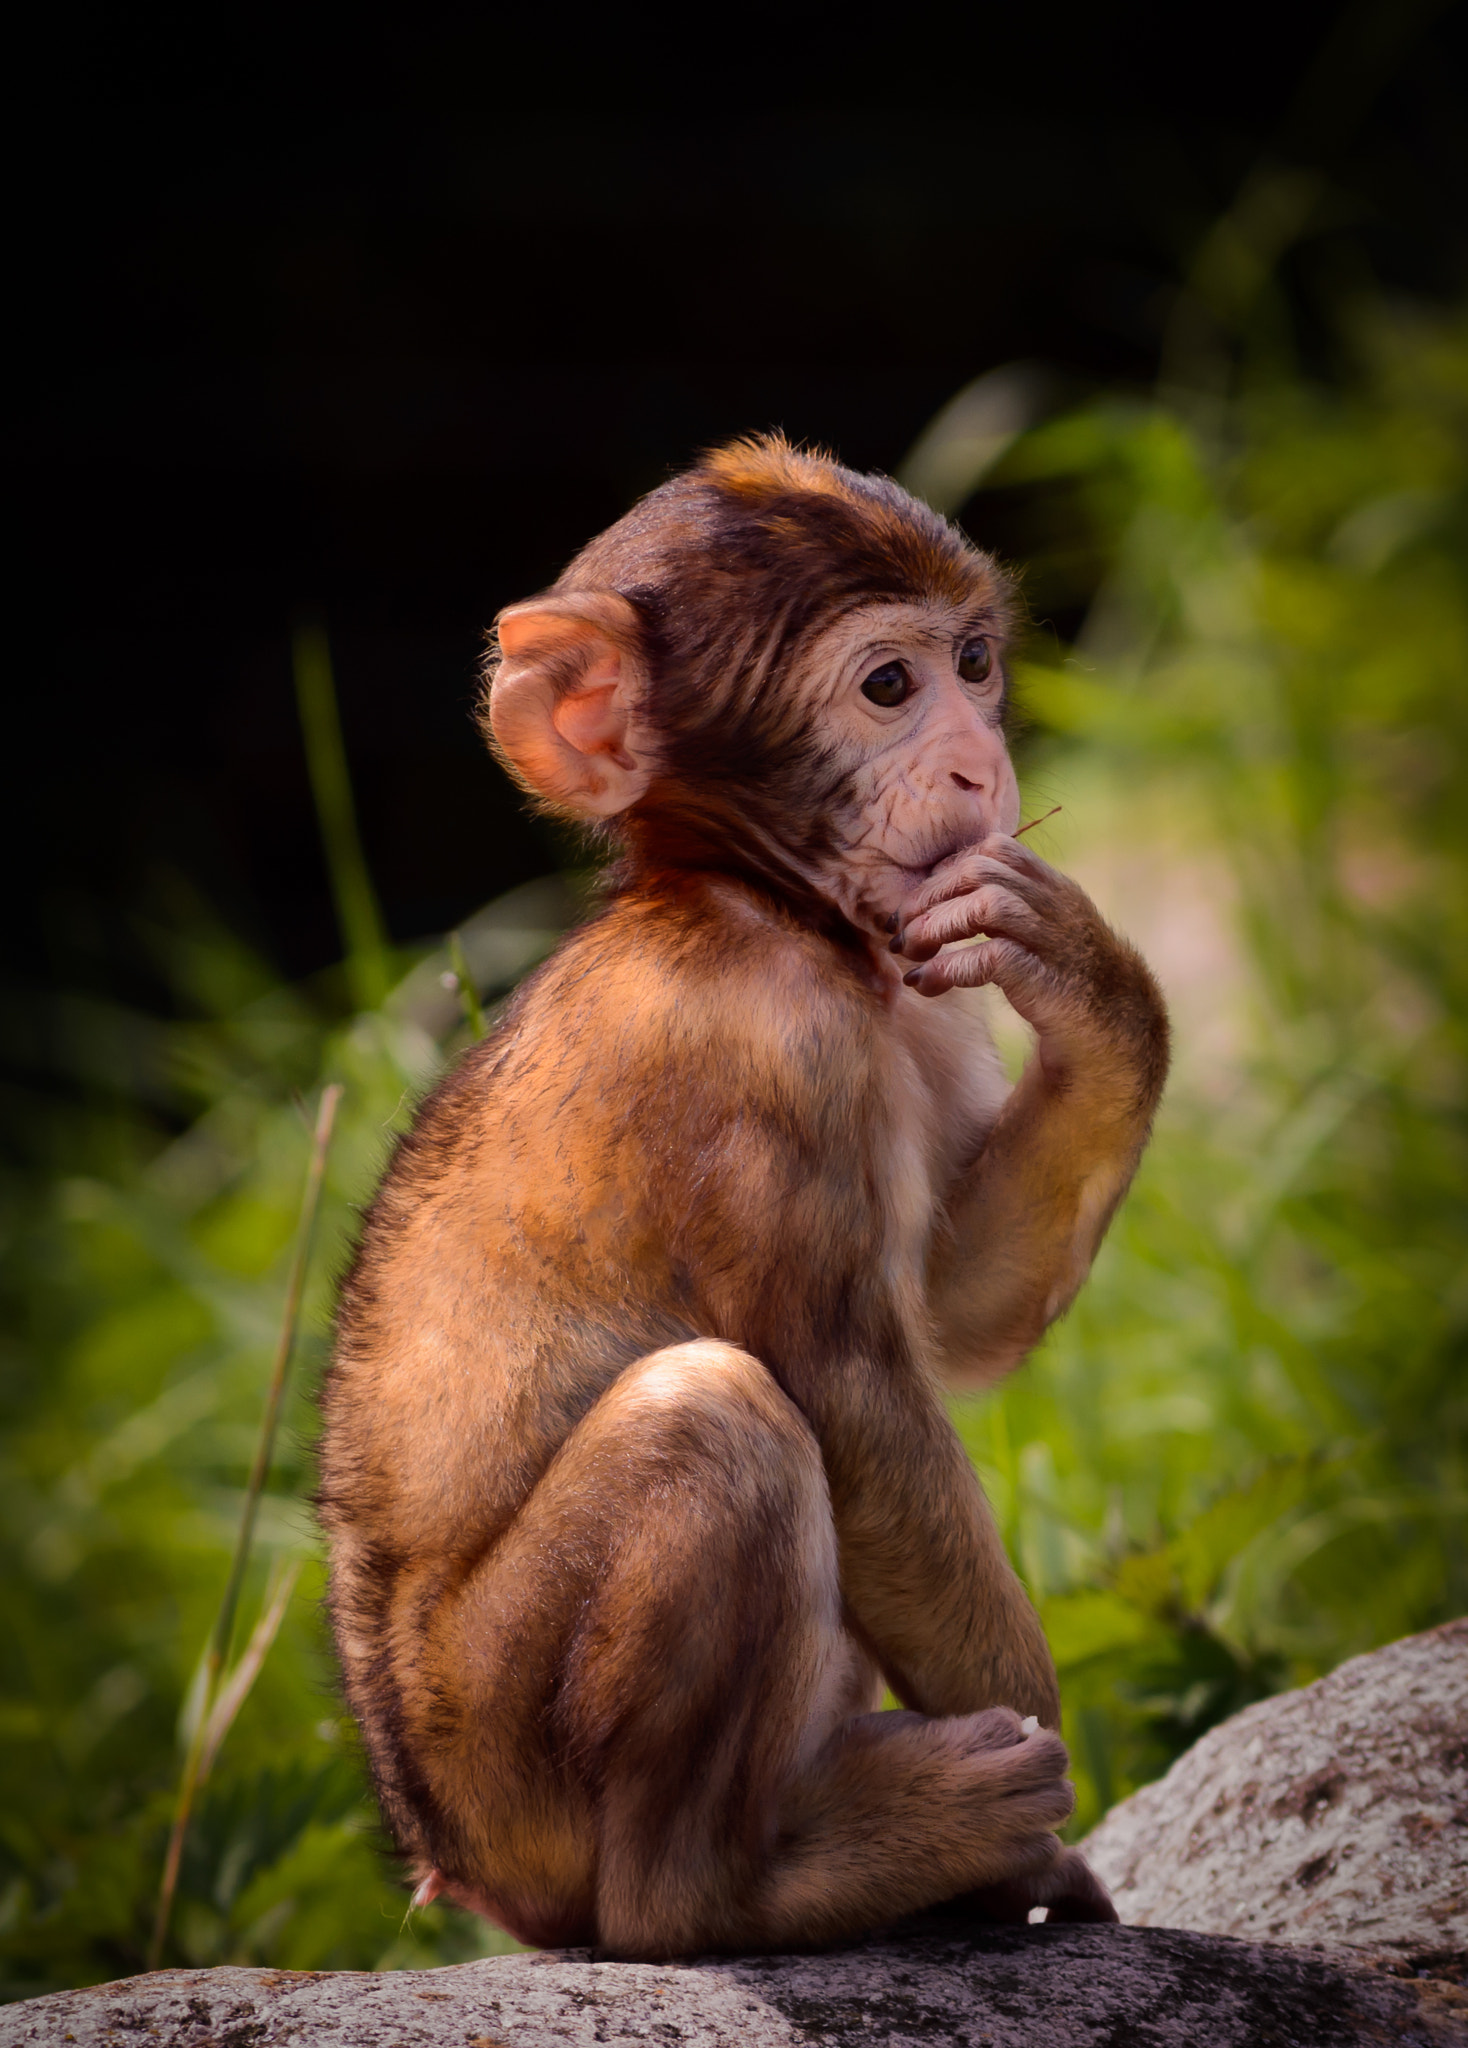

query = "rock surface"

[1084,1617,1468,1971]
[8,1624,1466,2045]
[5,1921,1465,2048]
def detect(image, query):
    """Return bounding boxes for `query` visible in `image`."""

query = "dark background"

[13,1,1465,1013]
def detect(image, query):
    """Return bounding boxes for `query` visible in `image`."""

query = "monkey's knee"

[558,1340,844,1793]
[603,1340,826,1489]
[567,1342,836,1662]
[616,1337,799,1418]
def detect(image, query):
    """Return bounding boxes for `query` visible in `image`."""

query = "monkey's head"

[483,433,1019,935]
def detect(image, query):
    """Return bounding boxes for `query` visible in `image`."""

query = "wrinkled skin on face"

[790,599,1021,936]
[782,597,1161,1102]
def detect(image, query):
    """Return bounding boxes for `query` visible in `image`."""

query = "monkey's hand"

[892,832,1167,1102]
[891,834,1168,1375]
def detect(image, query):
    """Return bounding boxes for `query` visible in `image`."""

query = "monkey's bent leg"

[405,1339,863,1948]
[410,1339,1073,1958]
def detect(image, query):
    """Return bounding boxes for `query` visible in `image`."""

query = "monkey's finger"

[931,829,1056,888]
[897,885,1041,962]
[903,936,1042,1000]
[978,829,1071,884]
[904,834,1088,929]
[903,853,1051,923]
[963,1706,1026,1751]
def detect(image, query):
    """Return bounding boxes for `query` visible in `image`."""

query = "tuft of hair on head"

[690,431,994,600]
[697,432,853,502]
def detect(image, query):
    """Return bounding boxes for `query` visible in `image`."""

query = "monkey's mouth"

[902,831,977,883]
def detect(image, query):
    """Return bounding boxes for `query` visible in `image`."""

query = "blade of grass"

[293,621,391,1012]
[446,930,487,1041]
[196,1559,302,1785]
[147,1083,342,1970]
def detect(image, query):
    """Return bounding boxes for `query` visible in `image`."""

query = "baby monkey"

[318,435,1169,1958]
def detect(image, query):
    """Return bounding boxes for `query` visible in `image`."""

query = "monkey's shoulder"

[386,885,1004,1222]
[502,882,879,1093]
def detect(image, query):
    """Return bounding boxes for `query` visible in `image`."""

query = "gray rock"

[4,1923,1465,2048]
[8,1623,1465,2045]
[1084,1617,1468,1971]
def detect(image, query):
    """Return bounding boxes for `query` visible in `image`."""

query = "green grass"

[1,301,1463,1995]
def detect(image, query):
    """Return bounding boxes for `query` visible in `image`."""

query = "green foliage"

[0,894,568,1995]
[1,305,1463,1994]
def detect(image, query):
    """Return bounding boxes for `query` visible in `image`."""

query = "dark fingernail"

[903,968,922,986]
[883,913,898,933]
[889,932,905,954]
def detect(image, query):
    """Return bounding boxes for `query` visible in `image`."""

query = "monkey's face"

[486,442,1022,941]
[796,600,1020,935]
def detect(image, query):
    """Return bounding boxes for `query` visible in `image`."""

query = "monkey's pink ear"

[488,591,653,819]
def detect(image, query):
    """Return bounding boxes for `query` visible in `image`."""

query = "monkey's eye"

[860,661,913,707]
[958,638,993,684]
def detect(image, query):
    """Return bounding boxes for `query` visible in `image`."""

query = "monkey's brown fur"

[318,436,1169,1958]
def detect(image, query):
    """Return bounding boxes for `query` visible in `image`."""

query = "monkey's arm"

[811,1359,1062,1725]
[927,1041,1157,1380]
[897,833,1169,1381]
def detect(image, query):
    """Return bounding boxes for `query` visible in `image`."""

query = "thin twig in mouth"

[1014,805,1062,839]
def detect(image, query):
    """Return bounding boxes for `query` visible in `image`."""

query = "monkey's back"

[317,881,893,1671]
